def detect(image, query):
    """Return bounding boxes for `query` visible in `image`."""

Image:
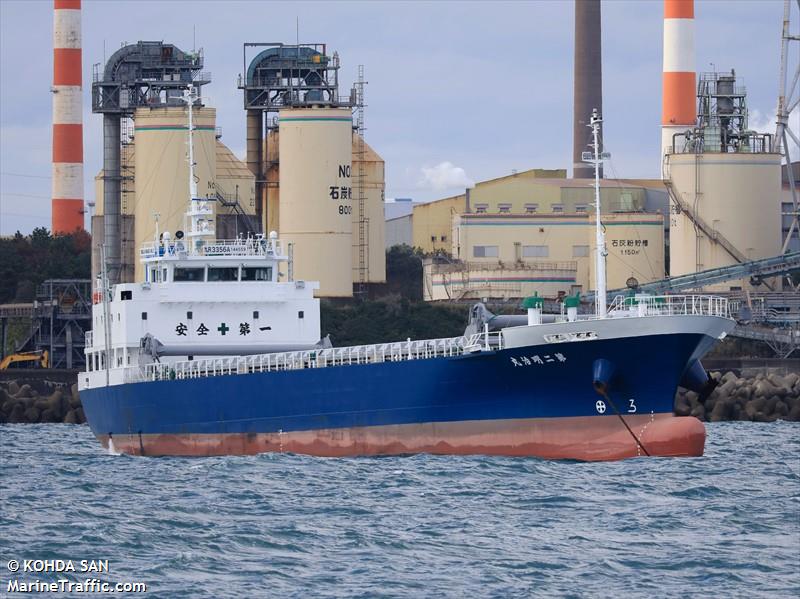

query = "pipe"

[102,114,121,284]
[52,0,84,233]
[246,110,263,229]
[151,344,320,357]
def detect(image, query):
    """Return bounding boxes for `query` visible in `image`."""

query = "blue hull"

[80,331,716,459]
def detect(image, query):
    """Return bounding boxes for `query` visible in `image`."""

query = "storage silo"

[133,105,216,281]
[668,153,781,284]
[665,72,782,290]
[278,107,353,297]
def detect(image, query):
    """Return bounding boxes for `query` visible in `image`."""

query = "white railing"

[606,294,730,319]
[132,330,504,383]
[139,237,285,260]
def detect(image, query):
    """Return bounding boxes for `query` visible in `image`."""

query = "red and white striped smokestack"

[661,0,695,171]
[52,0,84,233]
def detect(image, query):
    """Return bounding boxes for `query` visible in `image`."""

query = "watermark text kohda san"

[7,579,147,594]
[15,559,110,573]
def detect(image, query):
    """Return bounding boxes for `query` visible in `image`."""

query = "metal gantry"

[776,0,800,253]
[0,280,92,369]
[92,41,210,284]
[239,43,353,230]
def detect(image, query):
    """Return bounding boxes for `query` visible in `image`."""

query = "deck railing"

[606,294,729,319]
[133,330,504,383]
[139,237,284,260]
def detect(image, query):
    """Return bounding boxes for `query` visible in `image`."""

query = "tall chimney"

[661,0,695,172]
[52,0,84,234]
[573,0,603,179]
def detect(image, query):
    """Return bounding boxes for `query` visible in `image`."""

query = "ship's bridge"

[138,234,287,285]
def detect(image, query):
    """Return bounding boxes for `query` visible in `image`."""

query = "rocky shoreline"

[675,371,800,422]
[0,381,85,424]
[1,371,798,424]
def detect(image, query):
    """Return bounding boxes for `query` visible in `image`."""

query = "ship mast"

[181,85,213,254]
[589,108,608,318]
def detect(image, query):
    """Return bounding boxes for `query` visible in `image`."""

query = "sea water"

[1,422,798,598]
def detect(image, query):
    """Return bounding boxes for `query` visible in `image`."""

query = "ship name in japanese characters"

[510,353,567,367]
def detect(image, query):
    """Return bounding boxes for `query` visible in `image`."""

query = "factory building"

[410,169,671,256]
[383,198,419,248]
[423,212,664,301]
[413,169,668,301]
[385,215,413,248]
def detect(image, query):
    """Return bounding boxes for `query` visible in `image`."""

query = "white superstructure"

[83,232,322,389]
[82,86,323,390]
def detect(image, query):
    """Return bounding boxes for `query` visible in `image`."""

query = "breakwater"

[675,370,800,422]
[0,371,85,424]
[1,368,798,424]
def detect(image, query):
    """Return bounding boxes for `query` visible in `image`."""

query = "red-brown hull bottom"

[99,414,706,461]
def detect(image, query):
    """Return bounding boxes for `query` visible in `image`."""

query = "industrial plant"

[1,0,798,368]
[89,40,385,297]
[388,0,799,356]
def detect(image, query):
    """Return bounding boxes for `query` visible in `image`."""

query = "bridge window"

[174,268,205,282]
[121,290,132,300]
[207,267,238,282]
[241,267,273,282]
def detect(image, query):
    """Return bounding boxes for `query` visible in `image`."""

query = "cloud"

[417,161,473,192]
[750,107,800,161]
[749,108,777,134]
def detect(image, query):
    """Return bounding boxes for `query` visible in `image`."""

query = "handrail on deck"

[607,294,729,319]
[134,330,504,383]
[139,237,285,260]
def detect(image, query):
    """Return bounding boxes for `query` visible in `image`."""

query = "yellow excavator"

[0,350,49,370]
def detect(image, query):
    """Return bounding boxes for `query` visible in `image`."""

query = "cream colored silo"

[351,135,386,284]
[668,152,781,290]
[278,107,353,297]
[133,106,216,281]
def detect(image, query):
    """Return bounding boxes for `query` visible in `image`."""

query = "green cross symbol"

[217,323,229,335]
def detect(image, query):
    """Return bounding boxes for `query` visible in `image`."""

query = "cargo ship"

[78,101,735,460]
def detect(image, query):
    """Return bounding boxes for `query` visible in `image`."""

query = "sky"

[0,0,796,235]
